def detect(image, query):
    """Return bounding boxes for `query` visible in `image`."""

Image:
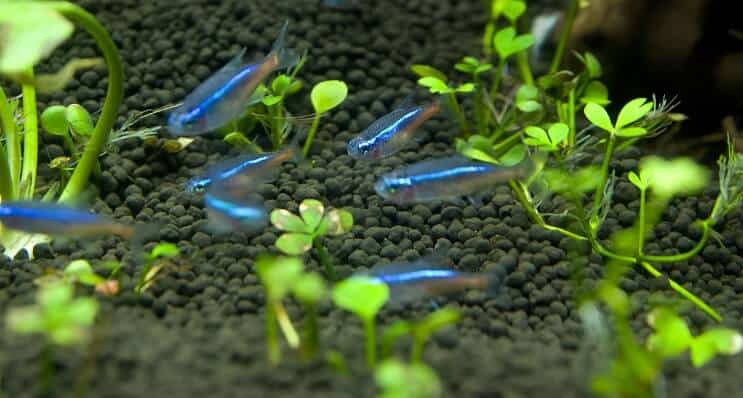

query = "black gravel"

[2,0,743,397]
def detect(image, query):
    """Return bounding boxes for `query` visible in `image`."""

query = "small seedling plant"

[381,308,461,363]
[0,1,124,257]
[135,242,181,294]
[375,358,442,398]
[5,281,98,395]
[291,271,327,360]
[271,198,353,280]
[35,259,122,296]
[332,276,389,367]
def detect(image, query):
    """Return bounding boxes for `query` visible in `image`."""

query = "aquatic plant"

[291,271,327,360]
[302,79,348,156]
[134,242,180,294]
[0,1,123,256]
[332,276,389,367]
[34,259,121,296]
[270,198,354,280]
[381,308,461,363]
[255,255,303,365]
[375,358,442,398]
[6,281,98,394]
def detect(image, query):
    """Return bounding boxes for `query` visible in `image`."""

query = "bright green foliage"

[639,157,709,198]
[375,358,442,398]
[515,84,542,113]
[417,77,474,95]
[65,104,94,135]
[576,51,602,79]
[454,57,492,76]
[690,329,743,367]
[501,0,526,22]
[410,308,461,362]
[523,123,568,152]
[627,170,649,191]
[40,105,68,136]
[0,2,73,77]
[135,243,180,294]
[332,276,389,322]
[311,80,348,114]
[411,64,448,82]
[542,166,602,195]
[292,272,326,305]
[493,27,534,60]
[63,259,106,286]
[256,255,304,302]
[584,98,653,137]
[580,81,609,105]
[6,281,98,345]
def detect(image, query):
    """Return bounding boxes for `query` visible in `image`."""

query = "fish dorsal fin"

[179,48,248,110]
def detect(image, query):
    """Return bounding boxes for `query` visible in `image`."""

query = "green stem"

[40,343,54,397]
[275,301,299,349]
[590,133,616,232]
[302,114,321,157]
[567,89,576,148]
[491,131,522,158]
[410,334,424,364]
[490,60,506,100]
[313,238,336,281]
[636,187,647,257]
[639,221,710,263]
[508,180,588,241]
[516,51,534,85]
[446,92,469,137]
[473,75,488,136]
[21,73,38,200]
[549,0,579,74]
[301,303,319,360]
[0,86,17,200]
[363,318,377,368]
[639,261,721,322]
[51,2,123,203]
[266,302,280,365]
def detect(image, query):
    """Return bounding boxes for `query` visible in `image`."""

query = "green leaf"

[615,126,647,137]
[292,272,326,304]
[41,105,69,136]
[584,103,614,133]
[417,76,452,94]
[34,57,103,94]
[646,308,693,357]
[332,276,389,322]
[543,166,602,194]
[627,171,647,190]
[376,359,442,398]
[410,64,448,82]
[615,98,653,129]
[255,255,304,302]
[271,74,291,94]
[474,64,493,74]
[276,232,313,255]
[516,84,539,101]
[0,3,74,76]
[493,27,534,59]
[524,126,550,146]
[65,297,98,326]
[460,146,498,164]
[223,131,251,147]
[311,80,348,114]
[64,260,105,286]
[456,83,475,93]
[580,81,609,105]
[270,209,309,233]
[690,329,743,367]
[415,308,461,337]
[517,100,542,113]
[548,123,569,145]
[299,199,325,232]
[6,307,43,334]
[498,143,527,166]
[502,0,526,22]
[326,209,354,236]
[577,52,602,78]
[261,95,283,106]
[639,156,709,198]
[39,282,73,310]
[65,104,94,136]
[150,243,179,260]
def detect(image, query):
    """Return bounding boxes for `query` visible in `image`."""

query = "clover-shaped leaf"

[65,104,94,136]
[584,103,614,133]
[502,0,526,22]
[627,170,649,190]
[580,81,609,106]
[300,199,325,231]
[523,126,550,147]
[639,156,709,198]
[410,64,448,82]
[516,84,542,113]
[615,98,653,129]
[523,123,567,151]
[646,307,693,357]
[690,329,743,368]
[493,27,535,59]
[276,233,313,255]
[326,208,354,236]
[418,77,452,94]
[271,209,309,233]
[311,80,348,114]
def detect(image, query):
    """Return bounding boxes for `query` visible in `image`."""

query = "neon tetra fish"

[361,258,500,304]
[347,98,440,160]
[203,186,269,234]
[374,155,533,204]
[168,21,299,136]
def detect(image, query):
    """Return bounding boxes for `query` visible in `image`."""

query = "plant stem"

[21,72,38,200]
[363,318,377,368]
[473,75,488,136]
[549,0,579,74]
[266,302,280,365]
[274,301,300,349]
[314,239,336,281]
[301,303,319,361]
[636,187,647,257]
[567,89,576,148]
[446,92,469,137]
[639,221,711,263]
[491,131,522,158]
[516,51,534,86]
[590,133,616,232]
[639,261,722,322]
[490,60,506,100]
[508,180,588,241]
[40,343,54,397]
[410,334,424,364]
[51,2,123,203]
[302,114,321,157]
[0,86,17,200]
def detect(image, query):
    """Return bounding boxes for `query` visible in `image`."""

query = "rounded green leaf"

[271,74,291,94]
[516,100,542,113]
[255,255,304,301]
[150,242,179,260]
[41,105,69,136]
[65,104,94,136]
[276,232,313,255]
[503,0,526,22]
[415,308,461,337]
[584,103,614,133]
[615,98,652,129]
[292,272,326,304]
[646,308,692,357]
[299,199,325,231]
[65,297,98,326]
[548,123,569,145]
[524,126,550,145]
[261,95,283,106]
[270,209,309,233]
[639,156,709,198]
[223,131,251,147]
[417,77,451,94]
[332,276,389,321]
[0,3,74,75]
[498,143,526,166]
[375,359,441,398]
[580,81,609,105]
[615,126,647,137]
[456,83,475,93]
[627,171,647,190]
[39,282,73,310]
[326,209,354,236]
[410,64,448,82]
[516,84,539,101]
[64,260,105,286]
[311,80,348,114]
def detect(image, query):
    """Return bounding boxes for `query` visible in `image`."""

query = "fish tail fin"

[269,20,300,70]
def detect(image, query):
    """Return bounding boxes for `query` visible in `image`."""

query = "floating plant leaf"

[299,199,325,231]
[65,104,94,136]
[41,105,69,136]
[271,209,309,233]
[276,233,313,255]
[410,64,448,82]
[311,80,348,114]
[0,2,74,76]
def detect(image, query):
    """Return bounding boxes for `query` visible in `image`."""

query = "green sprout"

[375,358,442,398]
[135,242,180,294]
[255,255,303,365]
[41,103,95,170]
[332,276,389,367]
[302,80,348,156]
[522,123,569,152]
[291,271,327,360]
[381,320,412,360]
[412,64,472,136]
[270,198,353,280]
[380,308,461,363]
[6,281,98,394]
